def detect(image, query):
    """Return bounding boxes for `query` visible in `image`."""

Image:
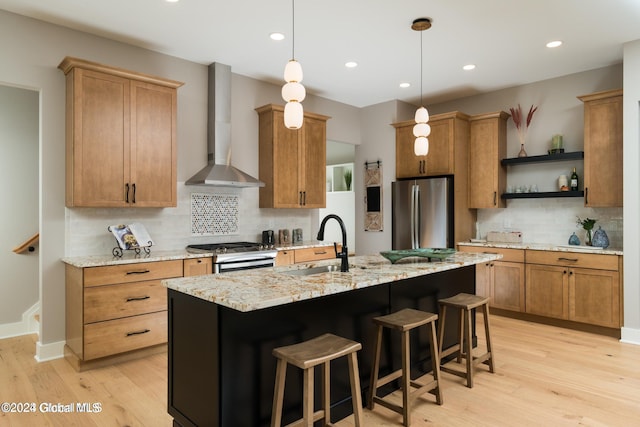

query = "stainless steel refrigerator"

[392,177,453,249]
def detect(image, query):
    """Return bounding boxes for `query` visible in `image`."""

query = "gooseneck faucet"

[317,214,349,272]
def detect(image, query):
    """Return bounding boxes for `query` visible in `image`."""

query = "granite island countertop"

[457,241,623,256]
[162,251,501,312]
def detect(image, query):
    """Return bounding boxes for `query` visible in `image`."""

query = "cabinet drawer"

[458,246,524,263]
[83,311,167,360]
[525,250,618,271]
[276,250,295,266]
[84,280,167,324]
[294,246,338,263]
[84,260,183,287]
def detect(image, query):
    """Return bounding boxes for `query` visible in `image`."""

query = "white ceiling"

[2,0,639,107]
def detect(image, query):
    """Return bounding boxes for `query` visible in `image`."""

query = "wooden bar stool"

[271,333,364,427]
[437,293,495,388]
[368,308,443,427]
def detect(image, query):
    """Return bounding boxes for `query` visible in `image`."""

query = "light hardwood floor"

[1,315,640,426]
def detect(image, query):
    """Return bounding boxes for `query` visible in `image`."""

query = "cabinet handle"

[132,183,136,204]
[585,187,588,205]
[482,251,498,255]
[314,251,328,255]
[126,295,151,302]
[125,183,130,203]
[196,259,203,263]
[493,191,497,206]
[302,191,306,205]
[126,329,150,337]
[125,269,151,275]
[558,257,578,262]
[564,270,567,274]
[299,191,303,206]
[569,271,573,276]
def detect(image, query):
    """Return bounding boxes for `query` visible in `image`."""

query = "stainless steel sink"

[284,265,341,276]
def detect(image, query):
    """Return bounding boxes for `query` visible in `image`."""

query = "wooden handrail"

[13,233,39,254]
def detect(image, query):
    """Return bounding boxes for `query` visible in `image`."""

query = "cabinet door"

[581,91,623,207]
[569,268,620,328]
[184,258,213,277]
[130,81,177,207]
[468,113,507,208]
[425,118,454,176]
[272,110,303,207]
[276,250,295,266]
[395,123,426,179]
[69,68,130,207]
[525,264,568,319]
[475,261,491,298]
[301,117,326,208]
[492,261,525,312]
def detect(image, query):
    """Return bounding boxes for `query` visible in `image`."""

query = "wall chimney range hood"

[185,62,264,188]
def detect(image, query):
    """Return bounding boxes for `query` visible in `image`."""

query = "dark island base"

[168,265,475,427]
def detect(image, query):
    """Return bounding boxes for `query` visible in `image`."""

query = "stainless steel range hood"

[185,62,264,187]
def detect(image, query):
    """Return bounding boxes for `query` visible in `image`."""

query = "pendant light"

[412,18,432,156]
[282,0,305,129]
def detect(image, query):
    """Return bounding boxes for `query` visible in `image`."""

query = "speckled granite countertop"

[61,241,336,268]
[457,241,623,256]
[162,252,501,312]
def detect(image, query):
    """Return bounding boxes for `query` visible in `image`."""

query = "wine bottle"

[570,167,579,191]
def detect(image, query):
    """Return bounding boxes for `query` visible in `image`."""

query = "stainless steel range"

[186,242,278,273]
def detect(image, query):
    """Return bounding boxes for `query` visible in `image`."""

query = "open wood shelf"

[501,151,584,166]
[501,191,584,200]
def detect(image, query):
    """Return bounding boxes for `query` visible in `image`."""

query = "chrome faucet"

[317,214,349,272]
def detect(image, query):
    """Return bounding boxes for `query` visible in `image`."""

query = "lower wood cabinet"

[459,246,525,312]
[458,245,622,330]
[525,250,621,328]
[65,257,211,370]
[275,245,341,266]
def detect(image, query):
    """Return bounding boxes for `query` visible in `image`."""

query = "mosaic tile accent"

[191,193,239,236]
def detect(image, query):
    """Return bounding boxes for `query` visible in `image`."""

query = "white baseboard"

[0,301,40,339]
[620,326,640,346]
[35,341,66,362]
[35,340,65,362]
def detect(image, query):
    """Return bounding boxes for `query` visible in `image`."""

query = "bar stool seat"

[437,293,495,388]
[271,333,364,427]
[368,308,442,427]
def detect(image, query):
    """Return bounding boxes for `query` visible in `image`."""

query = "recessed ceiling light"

[463,64,476,71]
[399,82,411,88]
[345,61,358,68]
[546,40,562,48]
[270,32,285,41]
[165,0,180,3]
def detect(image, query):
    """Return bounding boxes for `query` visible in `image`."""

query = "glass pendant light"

[282,0,304,129]
[412,18,432,156]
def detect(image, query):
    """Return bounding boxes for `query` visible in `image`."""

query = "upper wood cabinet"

[59,57,183,208]
[468,112,509,208]
[393,111,470,179]
[578,89,623,207]
[255,104,330,208]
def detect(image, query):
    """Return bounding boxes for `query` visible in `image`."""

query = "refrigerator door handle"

[412,184,421,249]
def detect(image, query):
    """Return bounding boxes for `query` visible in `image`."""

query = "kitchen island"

[163,252,501,426]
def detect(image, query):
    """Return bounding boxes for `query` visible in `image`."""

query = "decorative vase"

[517,143,528,158]
[585,229,593,246]
[568,232,580,246]
[592,226,609,248]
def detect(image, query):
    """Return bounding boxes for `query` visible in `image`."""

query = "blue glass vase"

[592,226,609,249]
[568,232,580,246]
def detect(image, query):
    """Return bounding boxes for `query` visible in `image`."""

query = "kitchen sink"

[284,265,341,276]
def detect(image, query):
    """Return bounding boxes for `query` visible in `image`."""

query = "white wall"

[0,85,39,327]
[622,40,640,343]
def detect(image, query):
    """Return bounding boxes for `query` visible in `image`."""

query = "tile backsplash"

[65,183,313,257]
[477,198,623,248]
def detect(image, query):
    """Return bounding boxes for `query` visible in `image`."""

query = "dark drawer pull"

[126,329,150,337]
[314,251,328,255]
[126,269,150,275]
[558,257,578,262]
[482,251,498,255]
[126,295,151,302]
